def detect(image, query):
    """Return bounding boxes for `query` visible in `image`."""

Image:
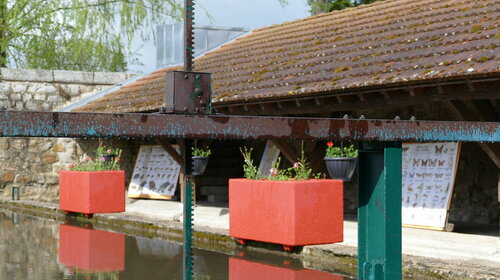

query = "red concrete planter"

[229,257,344,280]
[59,170,125,215]
[59,224,125,272]
[229,179,343,249]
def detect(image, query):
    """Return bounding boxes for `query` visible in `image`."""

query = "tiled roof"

[76,0,500,113]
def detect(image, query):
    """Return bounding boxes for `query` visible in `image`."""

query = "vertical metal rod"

[183,140,194,280]
[184,0,194,72]
[358,142,402,280]
[183,178,194,280]
[11,186,19,200]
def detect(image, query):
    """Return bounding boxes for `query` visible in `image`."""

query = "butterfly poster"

[401,142,461,229]
[128,145,181,199]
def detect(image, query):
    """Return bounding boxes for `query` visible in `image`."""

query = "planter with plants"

[324,141,358,182]
[229,147,343,252]
[59,146,125,217]
[191,146,211,176]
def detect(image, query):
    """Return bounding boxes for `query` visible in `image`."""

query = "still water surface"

[0,210,350,280]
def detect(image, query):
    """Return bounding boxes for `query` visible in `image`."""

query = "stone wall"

[0,68,133,202]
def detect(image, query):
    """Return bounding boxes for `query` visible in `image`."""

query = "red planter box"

[229,179,343,247]
[59,224,125,272]
[229,257,344,280]
[59,170,125,214]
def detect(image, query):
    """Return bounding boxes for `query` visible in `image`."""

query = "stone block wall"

[0,68,133,202]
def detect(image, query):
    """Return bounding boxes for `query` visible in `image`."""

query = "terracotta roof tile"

[75,0,500,112]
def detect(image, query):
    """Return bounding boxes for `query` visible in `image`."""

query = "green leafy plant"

[68,146,122,171]
[325,141,358,158]
[241,146,323,181]
[192,146,211,157]
[240,146,262,180]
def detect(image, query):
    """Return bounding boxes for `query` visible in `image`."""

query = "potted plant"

[59,146,125,218]
[191,146,211,176]
[324,141,358,182]
[229,147,344,252]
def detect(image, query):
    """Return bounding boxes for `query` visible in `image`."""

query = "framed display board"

[128,145,181,200]
[401,142,461,230]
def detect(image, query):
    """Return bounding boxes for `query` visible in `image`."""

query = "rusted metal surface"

[164,71,212,114]
[0,111,498,142]
[184,0,194,72]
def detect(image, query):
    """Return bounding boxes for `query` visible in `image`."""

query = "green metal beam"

[358,142,402,280]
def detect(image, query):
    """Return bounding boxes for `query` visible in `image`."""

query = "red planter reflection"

[229,257,344,280]
[59,224,125,272]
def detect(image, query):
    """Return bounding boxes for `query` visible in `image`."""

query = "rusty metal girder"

[0,111,498,142]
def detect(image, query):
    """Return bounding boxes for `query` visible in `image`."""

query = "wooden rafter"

[270,140,298,164]
[444,100,500,169]
[156,139,183,166]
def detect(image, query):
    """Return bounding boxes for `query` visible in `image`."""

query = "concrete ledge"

[0,68,54,83]
[53,70,94,84]
[93,72,130,85]
[1,68,131,85]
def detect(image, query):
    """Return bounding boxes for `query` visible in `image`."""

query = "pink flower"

[106,149,112,154]
[68,163,74,169]
[270,168,278,177]
[86,157,92,161]
[293,162,300,168]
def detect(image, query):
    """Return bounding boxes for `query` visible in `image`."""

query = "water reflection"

[59,222,124,279]
[229,251,344,280]
[0,210,347,280]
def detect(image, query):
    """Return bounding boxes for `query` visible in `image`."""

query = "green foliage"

[241,146,323,181]
[325,142,358,158]
[192,146,211,157]
[306,0,384,14]
[240,146,262,180]
[0,0,182,71]
[69,146,122,171]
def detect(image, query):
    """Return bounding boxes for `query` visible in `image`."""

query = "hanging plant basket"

[324,157,357,182]
[192,156,209,175]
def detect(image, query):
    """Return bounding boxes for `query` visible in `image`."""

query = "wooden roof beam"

[444,100,500,169]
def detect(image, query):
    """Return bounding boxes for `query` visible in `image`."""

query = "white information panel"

[128,145,181,199]
[402,142,460,229]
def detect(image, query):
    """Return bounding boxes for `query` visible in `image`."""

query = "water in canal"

[0,210,352,280]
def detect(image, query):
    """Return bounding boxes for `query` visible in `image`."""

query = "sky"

[128,0,310,74]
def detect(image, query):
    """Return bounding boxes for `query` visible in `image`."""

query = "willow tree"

[0,0,182,71]
[305,0,383,15]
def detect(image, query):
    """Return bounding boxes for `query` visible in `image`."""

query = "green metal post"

[183,140,194,280]
[183,177,194,280]
[358,142,402,280]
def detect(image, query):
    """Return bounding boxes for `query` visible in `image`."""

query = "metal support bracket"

[358,142,402,280]
[165,71,212,114]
